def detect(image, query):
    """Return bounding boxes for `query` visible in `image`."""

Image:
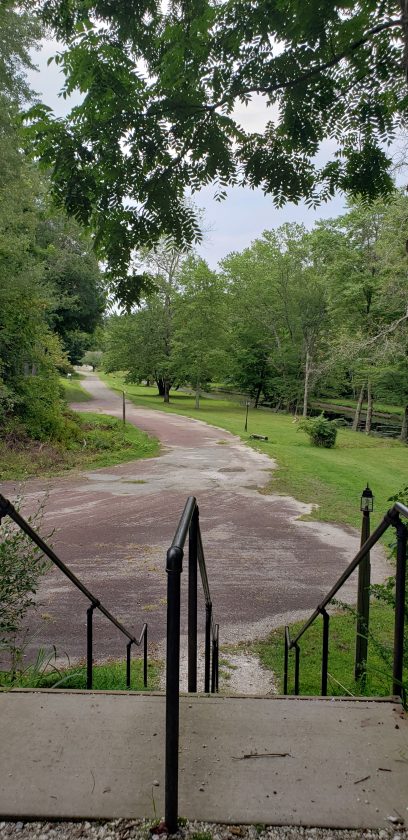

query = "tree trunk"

[400,404,408,442]
[195,381,200,410]
[156,377,165,397]
[365,381,372,434]
[352,383,365,431]
[254,381,263,408]
[302,350,311,417]
[163,380,170,403]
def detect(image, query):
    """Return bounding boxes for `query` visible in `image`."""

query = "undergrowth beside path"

[0,412,159,480]
[101,373,408,531]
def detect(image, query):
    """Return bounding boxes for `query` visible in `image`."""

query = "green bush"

[0,497,51,675]
[298,413,338,448]
[18,374,65,441]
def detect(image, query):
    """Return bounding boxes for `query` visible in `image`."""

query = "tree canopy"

[104,195,408,437]
[29,0,408,302]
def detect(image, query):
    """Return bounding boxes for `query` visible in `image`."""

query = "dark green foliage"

[0,498,50,672]
[298,413,338,448]
[28,0,407,302]
[36,213,106,364]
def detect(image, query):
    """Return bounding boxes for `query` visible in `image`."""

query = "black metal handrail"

[284,502,408,698]
[0,493,148,690]
[165,496,219,833]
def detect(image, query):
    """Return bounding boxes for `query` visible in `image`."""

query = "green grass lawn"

[59,374,93,402]
[101,372,408,530]
[0,658,161,691]
[246,602,397,698]
[0,412,159,479]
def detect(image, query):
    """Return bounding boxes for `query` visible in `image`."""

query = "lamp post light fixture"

[360,484,374,513]
[355,484,373,682]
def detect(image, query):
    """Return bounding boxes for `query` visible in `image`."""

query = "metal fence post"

[144,627,148,688]
[165,545,183,834]
[294,643,300,696]
[188,506,198,692]
[284,627,289,694]
[393,517,407,697]
[204,602,212,693]
[87,604,96,690]
[355,505,371,681]
[320,608,329,696]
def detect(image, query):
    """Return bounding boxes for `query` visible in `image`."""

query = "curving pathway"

[2,372,390,677]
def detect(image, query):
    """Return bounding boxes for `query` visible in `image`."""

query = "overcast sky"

[28,39,348,269]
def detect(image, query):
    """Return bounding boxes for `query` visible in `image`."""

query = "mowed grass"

[59,374,93,402]
[0,658,161,691]
[248,602,396,698]
[101,372,408,530]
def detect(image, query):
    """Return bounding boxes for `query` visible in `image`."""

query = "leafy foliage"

[28,0,408,300]
[297,413,338,447]
[0,497,50,673]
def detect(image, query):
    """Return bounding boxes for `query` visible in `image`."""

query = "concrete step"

[0,690,407,830]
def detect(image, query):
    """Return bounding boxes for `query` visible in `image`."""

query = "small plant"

[0,494,51,676]
[297,413,337,448]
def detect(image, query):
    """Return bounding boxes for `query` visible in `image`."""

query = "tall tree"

[222,225,330,412]
[172,257,227,408]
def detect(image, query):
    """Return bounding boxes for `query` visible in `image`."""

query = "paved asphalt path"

[2,373,389,666]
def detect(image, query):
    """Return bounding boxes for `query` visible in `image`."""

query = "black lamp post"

[360,484,374,514]
[355,484,373,681]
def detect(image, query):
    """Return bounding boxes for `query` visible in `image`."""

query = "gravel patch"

[158,642,277,696]
[0,818,407,840]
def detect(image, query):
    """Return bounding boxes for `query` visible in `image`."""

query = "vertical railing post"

[294,643,300,696]
[320,608,329,696]
[284,627,289,694]
[393,517,407,697]
[204,602,212,693]
[355,505,371,682]
[165,545,183,834]
[126,640,132,689]
[211,635,217,693]
[215,625,219,693]
[188,506,198,692]
[144,628,148,688]
[86,604,96,690]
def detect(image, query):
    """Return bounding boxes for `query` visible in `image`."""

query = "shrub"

[298,413,338,448]
[0,496,51,674]
[18,373,65,441]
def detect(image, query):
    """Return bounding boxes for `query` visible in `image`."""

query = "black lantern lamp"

[360,484,374,513]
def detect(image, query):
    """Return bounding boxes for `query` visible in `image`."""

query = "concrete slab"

[0,692,407,829]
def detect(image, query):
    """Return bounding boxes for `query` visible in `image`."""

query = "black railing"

[165,496,219,833]
[0,494,148,690]
[284,501,408,698]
